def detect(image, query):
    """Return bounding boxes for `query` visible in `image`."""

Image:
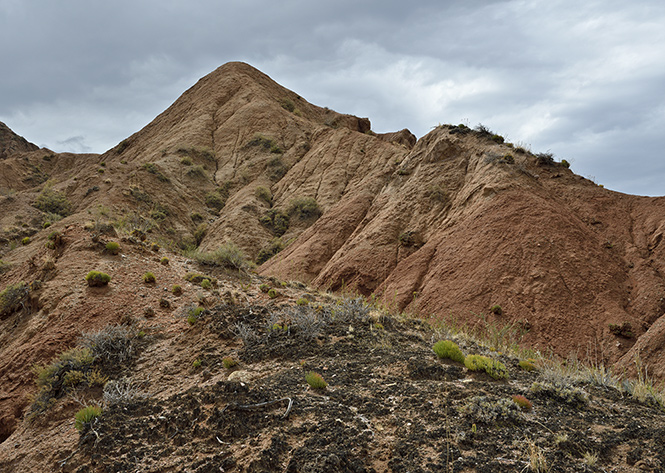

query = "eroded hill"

[1,62,665,469]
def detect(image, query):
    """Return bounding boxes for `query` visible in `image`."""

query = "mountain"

[1,62,665,471]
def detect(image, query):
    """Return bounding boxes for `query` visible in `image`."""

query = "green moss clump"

[464,354,509,380]
[432,340,465,363]
[85,271,111,287]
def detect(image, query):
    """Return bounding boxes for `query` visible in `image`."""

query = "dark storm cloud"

[0,0,663,195]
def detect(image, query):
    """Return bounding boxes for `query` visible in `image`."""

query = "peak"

[0,121,39,159]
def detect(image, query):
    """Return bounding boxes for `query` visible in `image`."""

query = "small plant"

[192,359,202,369]
[141,162,169,182]
[560,159,570,168]
[519,359,537,371]
[287,197,321,220]
[582,451,598,467]
[432,340,465,363]
[222,356,238,369]
[259,283,270,293]
[143,272,156,284]
[511,395,533,411]
[160,256,169,265]
[151,242,160,252]
[85,271,111,287]
[172,284,183,296]
[530,381,588,406]
[609,321,634,338]
[255,186,273,205]
[305,371,327,390]
[21,236,30,245]
[464,354,509,380]
[189,242,253,271]
[75,405,102,431]
[462,396,521,424]
[200,278,212,290]
[296,297,309,306]
[268,288,279,299]
[0,259,11,273]
[260,209,290,236]
[186,306,204,325]
[205,191,226,211]
[180,157,193,165]
[34,186,72,217]
[489,304,503,315]
[106,241,120,255]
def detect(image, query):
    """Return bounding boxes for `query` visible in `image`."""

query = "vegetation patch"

[75,405,102,432]
[260,208,290,236]
[0,282,29,318]
[34,186,72,217]
[188,242,253,271]
[432,340,465,363]
[257,238,285,265]
[464,354,509,380]
[287,197,321,220]
[141,163,170,182]
[85,271,111,287]
[305,371,327,390]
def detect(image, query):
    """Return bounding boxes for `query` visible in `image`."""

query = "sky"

[1,0,664,196]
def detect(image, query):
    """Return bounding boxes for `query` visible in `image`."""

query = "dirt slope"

[1,62,665,462]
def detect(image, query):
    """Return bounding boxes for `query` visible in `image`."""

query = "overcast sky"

[1,0,664,196]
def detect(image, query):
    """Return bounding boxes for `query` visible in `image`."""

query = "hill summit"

[1,62,665,471]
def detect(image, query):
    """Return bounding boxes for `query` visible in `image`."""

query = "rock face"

[1,62,665,446]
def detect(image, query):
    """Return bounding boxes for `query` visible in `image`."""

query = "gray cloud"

[1,0,663,195]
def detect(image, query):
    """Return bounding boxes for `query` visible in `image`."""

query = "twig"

[222,397,293,418]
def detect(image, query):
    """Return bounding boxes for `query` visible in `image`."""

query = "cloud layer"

[1,0,663,195]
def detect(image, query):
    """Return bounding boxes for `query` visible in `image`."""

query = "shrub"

[106,241,120,255]
[489,304,503,315]
[172,285,183,296]
[511,395,533,411]
[530,381,588,406]
[143,272,156,284]
[255,186,273,205]
[200,278,212,289]
[305,371,327,390]
[189,242,253,271]
[103,377,146,405]
[222,356,238,369]
[0,259,11,274]
[426,184,449,204]
[287,197,321,220]
[280,98,296,112]
[0,282,29,318]
[464,354,509,380]
[609,322,634,338]
[34,186,72,217]
[534,152,555,166]
[560,159,570,168]
[75,405,102,431]
[433,340,465,363]
[267,156,288,180]
[141,163,169,182]
[247,134,277,151]
[259,283,270,293]
[160,257,169,265]
[462,396,520,424]
[186,165,206,178]
[205,191,227,212]
[21,236,30,245]
[296,298,309,306]
[180,157,193,165]
[194,223,207,246]
[79,325,135,364]
[257,238,285,264]
[260,209,290,236]
[268,288,279,299]
[519,359,537,371]
[85,271,111,287]
[192,359,202,369]
[186,305,205,325]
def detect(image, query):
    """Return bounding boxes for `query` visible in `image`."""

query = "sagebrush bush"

[519,359,537,371]
[287,197,321,220]
[305,371,327,389]
[433,340,465,363]
[34,186,72,217]
[103,377,146,405]
[0,282,29,318]
[75,405,102,431]
[85,271,111,287]
[79,325,135,364]
[189,242,253,271]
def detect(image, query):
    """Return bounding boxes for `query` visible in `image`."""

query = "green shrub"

[268,288,278,299]
[519,359,537,371]
[464,354,509,380]
[296,298,309,306]
[0,259,10,274]
[433,340,465,363]
[193,223,207,246]
[143,272,156,284]
[205,191,227,212]
[609,322,634,338]
[260,209,290,236]
[489,304,503,315]
[180,157,193,165]
[287,197,321,220]
[255,186,273,205]
[222,356,238,369]
[160,257,169,265]
[266,156,288,180]
[192,358,202,369]
[259,283,270,293]
[247,134,278,151]
[172,285,183,296]
[280,98,296,112]
[21,236,30,245]
[0,282,29,318]
[85,271,111,287]
[75,405,102,431]
[200,278,212,289]
[34,186,72,217]
[106,241,120,255]
[189,242,253,271]
[530,381,588,406]
[141,163,169,182]
[256,238,285,264]
[305,371,327,389]
[560,159,570,168]
[491,134,504,144]
[186,165,206,178]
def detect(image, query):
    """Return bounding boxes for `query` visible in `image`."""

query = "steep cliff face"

[1,62,665,446]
